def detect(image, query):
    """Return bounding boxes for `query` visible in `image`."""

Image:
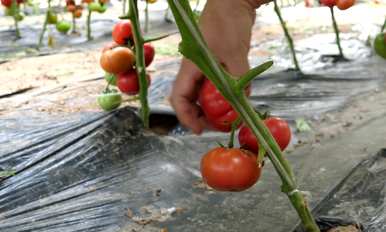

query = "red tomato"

[198,79,238,132]
[67,4,76,12]
[201,147,261,192]
[1,0,12,7]
[336,0,355,10]
[238,117,291,153]
[320,0,336,7]
[117,70,151,95]
[112,21,133,45]
[100,47,135,75]
[144,43,155,67]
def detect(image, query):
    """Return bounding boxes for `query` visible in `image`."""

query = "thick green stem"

[87,10,92,41]
[128,0,150,128]
[330,7,344,58]
[273,0,301,72]
[144,0,149,33]
[167,1,320,231]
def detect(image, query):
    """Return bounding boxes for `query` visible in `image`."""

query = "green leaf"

[295,118,312,132]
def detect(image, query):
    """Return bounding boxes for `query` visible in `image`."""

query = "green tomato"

[97,91,122,111]
[105,73,117,86]
[47,11,58,24]
[14,13,24,21]
[374,33,386,59]
[88,2,101,12]
[56,20,71,33]
[97,4,107,13]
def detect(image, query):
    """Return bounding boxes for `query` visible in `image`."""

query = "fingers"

[170,59,206,134]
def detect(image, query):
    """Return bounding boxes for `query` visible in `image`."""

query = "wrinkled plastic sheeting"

[1,108,386,232]
[311,149,386,232]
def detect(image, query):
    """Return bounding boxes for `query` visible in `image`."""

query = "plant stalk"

[11,0,21,39]
[273,0,301,72]
[87,9,92,41]
[381,17,386,33]
[330,7,344,58]
[38,0,52,48]
[128,0,150,128]
[144,0,149,33]
[166,1,320,231]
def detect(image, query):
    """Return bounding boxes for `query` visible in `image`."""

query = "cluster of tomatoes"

[199,80,292,192]
[66,0,108,18]
[97,20,155,111]
[319,0,355,10]
[1,0,25,21]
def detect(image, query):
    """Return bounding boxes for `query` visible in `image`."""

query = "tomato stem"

[330,7,344,58]
[381,17,386,33]
[273,0,301,73]
[167,1,320,231]
[10,0,21,39]
[87,9,93,41]
[143,33,171,43]
[228,118,241,148]
[38,0,51,48]
[145,0,149,33]
[237,61,273,93]
[128,0,150,128]
[257,147,266,164]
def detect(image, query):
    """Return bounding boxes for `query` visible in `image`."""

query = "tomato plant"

[374,33,386,59]
[112,20,133,45]
[117,71,151,95]
[239,117,291,153]
[97,90,122,111]
[100,46,136,74]
[201,147,261,192]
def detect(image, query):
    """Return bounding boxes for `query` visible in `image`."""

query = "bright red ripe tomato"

[1,0,12,7]
[238,117,291,153]
[144,43,155,67]
[336,0,355,10]
[320,0,336,7]
[198,79,239,132]
[112,21,133,45]
[117,70,151,95]
[201,147,261,192]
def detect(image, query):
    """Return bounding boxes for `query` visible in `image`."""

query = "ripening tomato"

[66,4,76,12]
[100,47,135,74]
[238,117,291,153]
[73,9,82,18]
[112,20,133,45]
[117,70,151,95]
[82,0,93,3]
[144,43,155,67]
[320,0,336,7]
[198,79,239,132]
[66,0,75,5]
[336,0,355,10]
[201,147,261,192]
